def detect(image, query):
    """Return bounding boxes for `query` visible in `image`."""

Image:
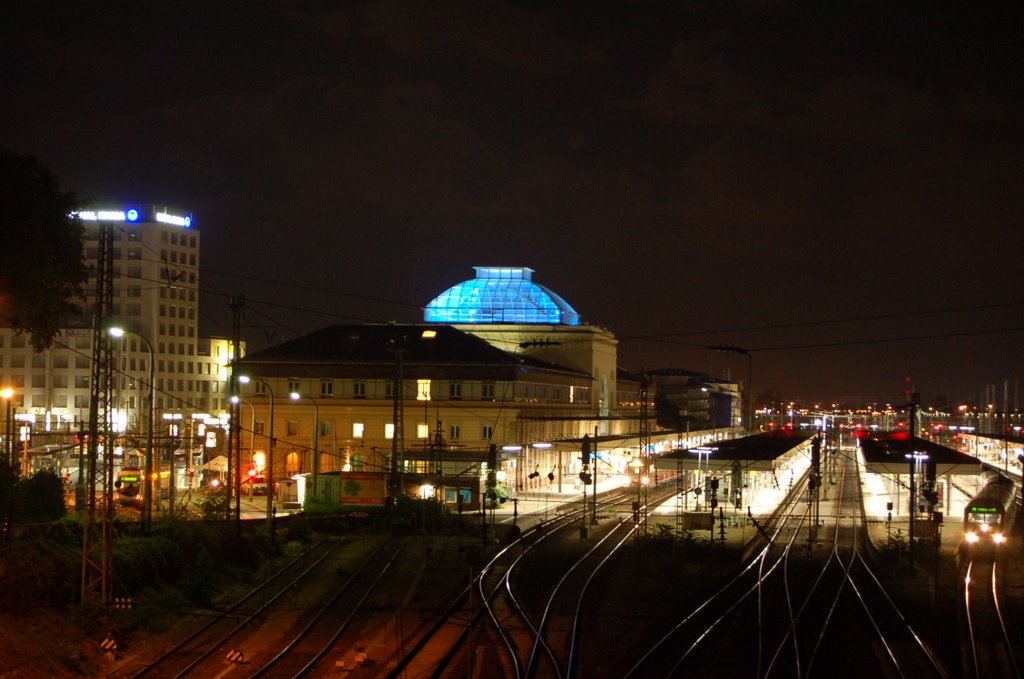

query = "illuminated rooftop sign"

[156,211,190,227]
[72,205,193,228]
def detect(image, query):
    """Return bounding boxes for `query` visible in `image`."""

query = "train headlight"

[993,533,1006,545]
[965,532,979,543]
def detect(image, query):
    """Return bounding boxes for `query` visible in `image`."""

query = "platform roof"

[655,431,816,473]
[859,433,982,476]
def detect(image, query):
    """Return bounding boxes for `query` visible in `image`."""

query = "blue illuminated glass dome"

[424,267,581,325]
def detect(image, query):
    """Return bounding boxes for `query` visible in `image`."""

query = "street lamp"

[109,327,154,530]
[905,451,928,568]
[530,442,551,491]
[692,446,717,510]
[290,391,320,503]
[239,375,275,524]
[230,394,256,520]
[229,396,257,464]
[501,445,522,491]
[2,388,13,468]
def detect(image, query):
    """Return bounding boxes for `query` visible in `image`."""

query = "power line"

[750,324,1024,353]
[624,300,1024,341]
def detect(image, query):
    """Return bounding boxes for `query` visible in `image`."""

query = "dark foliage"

[14,469,67,522]
[0,149,87,350]
[0,460,67,525]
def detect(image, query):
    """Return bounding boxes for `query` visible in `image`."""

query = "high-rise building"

[0,205,235,450]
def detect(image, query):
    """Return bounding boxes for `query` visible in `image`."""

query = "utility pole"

[229,296,244,527]
[591,426,598,525]
[639,372,650,535]
[386,337,406,509]
[81,222,114,605]
[908,392,920,569]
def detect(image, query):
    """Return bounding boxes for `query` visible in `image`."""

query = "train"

[962,471,1014,548]
[114,467,143,508]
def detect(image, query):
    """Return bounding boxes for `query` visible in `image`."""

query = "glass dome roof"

[424,267,580,325]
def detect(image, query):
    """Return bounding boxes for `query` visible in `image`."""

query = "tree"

[0,150,87,351]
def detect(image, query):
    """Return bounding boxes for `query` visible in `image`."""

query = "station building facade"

[235,267,703,507]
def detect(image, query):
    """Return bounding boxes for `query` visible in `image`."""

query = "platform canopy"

[859,433,982,476]
[655,431,816,474]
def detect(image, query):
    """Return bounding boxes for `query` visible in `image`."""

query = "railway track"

[247,537,404,677]
[623,444,951,678]
[385,487,660,679]
[121,537,350,678]
[961,557,1021,678]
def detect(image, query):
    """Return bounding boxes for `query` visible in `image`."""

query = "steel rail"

[127,537,338,678]
[621,468,814,678]
[764,450,850,678]
[250,538,403,678]
[171,540,346,679]
[990,562,1022,678]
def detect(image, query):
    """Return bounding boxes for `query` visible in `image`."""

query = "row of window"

[256,418,495,443]
[0,355,217,376]
[160,249,197,266]
[269,378,501,401]
[88,227,197,249]
[276,378,589,404]
[161,230,197,248]
[158,304,195,320]
[158,324,196,338]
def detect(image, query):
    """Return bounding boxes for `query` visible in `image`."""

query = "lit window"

[417,423,429,439]
[352,422,364,438]
[385,423,394,439]
[417,379,431,401]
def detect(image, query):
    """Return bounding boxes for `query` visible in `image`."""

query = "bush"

[0,460,66,524]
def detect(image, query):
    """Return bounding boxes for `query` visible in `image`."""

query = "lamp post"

[2,388,13,468]
[240,375,275,525]
[230,394,256,519]
[906,451,928,569]
[290,392,320,504]
[230,395,256,465]
[531,443,551,493]
[692,446,717,511]
[109,327,154,531]
[629,456,644,532]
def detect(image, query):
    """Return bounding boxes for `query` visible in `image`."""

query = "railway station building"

[235,266,730,510]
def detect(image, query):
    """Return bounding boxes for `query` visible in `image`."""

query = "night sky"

[3,2,1022,407]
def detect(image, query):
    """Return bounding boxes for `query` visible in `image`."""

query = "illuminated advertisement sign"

[72,206,192,228]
